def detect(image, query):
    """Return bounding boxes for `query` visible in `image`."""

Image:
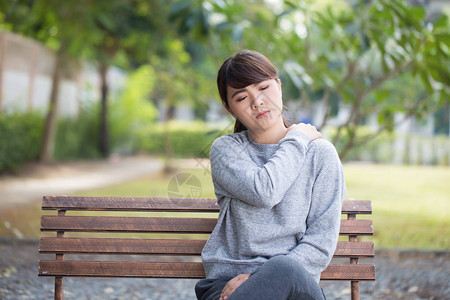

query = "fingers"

[220,274,250,300]
[220,278,239,300]
[287,123,322,141]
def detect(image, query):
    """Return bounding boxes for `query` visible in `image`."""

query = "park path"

[0,155,164,210]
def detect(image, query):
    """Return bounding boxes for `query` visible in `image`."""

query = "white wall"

[0,31,126,117]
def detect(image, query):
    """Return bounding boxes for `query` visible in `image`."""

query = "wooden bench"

[38,196,375,300]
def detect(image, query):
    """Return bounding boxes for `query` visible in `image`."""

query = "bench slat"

[321,264,375,281]
[39,261,375,281]
[39,238,374,257]
[340,219,373,235]
[41,216,373,235]
[39,238,205,255]
[39,261,205,278]
[41,216,217,233]
[341,200,372,214]
[334,241,374,257]
[43,196,220,212]
[43,196,371,214]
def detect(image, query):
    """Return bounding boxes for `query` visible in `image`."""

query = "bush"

[109,65,158,155]
[0,112,44,172]
[54,106,101,160]
[137,121,231,158]
[324,126,449,165]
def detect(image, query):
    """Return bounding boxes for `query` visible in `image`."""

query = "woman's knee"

[262,256,318,288]
[264,256,306,277]
[265,256,324,299]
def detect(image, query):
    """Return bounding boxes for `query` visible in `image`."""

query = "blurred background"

[0,0,449,299]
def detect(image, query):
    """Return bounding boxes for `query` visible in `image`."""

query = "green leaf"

[169,1,192,21]
[435,32,450,47]
[419,71,433,92]
[96,13,116,31]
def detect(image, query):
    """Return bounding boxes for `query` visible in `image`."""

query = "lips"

[256,110,270,119]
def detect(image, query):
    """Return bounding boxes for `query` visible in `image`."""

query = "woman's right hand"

[286,123,322,141]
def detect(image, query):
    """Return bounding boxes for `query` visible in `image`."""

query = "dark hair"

[217,50,289,133]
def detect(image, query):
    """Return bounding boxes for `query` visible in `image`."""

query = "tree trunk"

[163,93,176,174]
[0,33,6,111]
[338,127,357,161]
[40,53,63,163]
[99,63,109,157]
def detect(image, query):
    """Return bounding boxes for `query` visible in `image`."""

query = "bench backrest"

[39,196,375,299]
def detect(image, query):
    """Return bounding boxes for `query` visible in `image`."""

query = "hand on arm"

[220,273,250,300]
[286,123,322,141]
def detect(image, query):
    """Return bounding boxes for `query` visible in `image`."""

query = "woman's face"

[226,78,283,133]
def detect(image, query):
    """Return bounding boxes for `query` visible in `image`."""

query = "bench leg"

[55,277,63,300]
[351,281,359,300]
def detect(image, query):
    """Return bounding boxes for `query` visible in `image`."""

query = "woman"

[195,50,346,300]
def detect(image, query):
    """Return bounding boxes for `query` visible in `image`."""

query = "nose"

[251,95,264,109]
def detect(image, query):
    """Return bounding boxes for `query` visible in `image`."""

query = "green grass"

[74,167,216,198]
[343,163,450,250]
[1,162,448,250]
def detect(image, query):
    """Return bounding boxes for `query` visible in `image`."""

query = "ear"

[276,78,283,99]
[225,105,236,118]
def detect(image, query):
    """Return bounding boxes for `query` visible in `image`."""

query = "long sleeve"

[286,140,346,281]
[210,130,310,209]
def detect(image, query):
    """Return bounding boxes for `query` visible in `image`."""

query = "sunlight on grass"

[74,167,216,198]
[343,163,450,250]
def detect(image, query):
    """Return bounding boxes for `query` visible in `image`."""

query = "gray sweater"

[202,129,346,283]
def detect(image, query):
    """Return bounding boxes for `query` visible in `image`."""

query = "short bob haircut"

[217,50,289,133]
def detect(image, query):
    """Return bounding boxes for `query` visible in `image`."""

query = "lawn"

[1,162,448,250]
[342,163,449,250]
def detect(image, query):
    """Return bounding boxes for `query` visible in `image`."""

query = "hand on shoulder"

[286,123,322,141]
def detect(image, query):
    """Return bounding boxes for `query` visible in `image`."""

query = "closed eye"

[237,96,247,102]
[260,85,269,91]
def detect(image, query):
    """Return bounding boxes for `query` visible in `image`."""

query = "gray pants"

[195,256,326,300]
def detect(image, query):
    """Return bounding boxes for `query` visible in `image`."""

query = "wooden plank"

[39,238,206,255]
[339,219,373,235]
[321,264,375,281]
[39,261,205,278]
[333,242,374,257]
[41,216,372,235]
[40,238,374,258]
[39,261,375,281]
[41,216,217,233]
[43,196,371,215]
[341,200,372,214]
[42,196,220,212]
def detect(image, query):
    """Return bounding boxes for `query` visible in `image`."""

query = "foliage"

[53,106,101,160]
[0,0,172,159]
[171,0,450,159]
[0,112,44,173]
[1,0,448,165]
[275,0,449,158]
[109,65,158,154]
[137,121,229,158]
[325,126,449,165]
[0,107,108,172]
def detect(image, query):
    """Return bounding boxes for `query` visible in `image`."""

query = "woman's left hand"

[220,273,250,300]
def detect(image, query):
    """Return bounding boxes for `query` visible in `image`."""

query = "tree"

[277,0,449,158]
[1,0,98,162]
[1,0,168,159]
[82,0,164,157]
[174,0,450,159]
